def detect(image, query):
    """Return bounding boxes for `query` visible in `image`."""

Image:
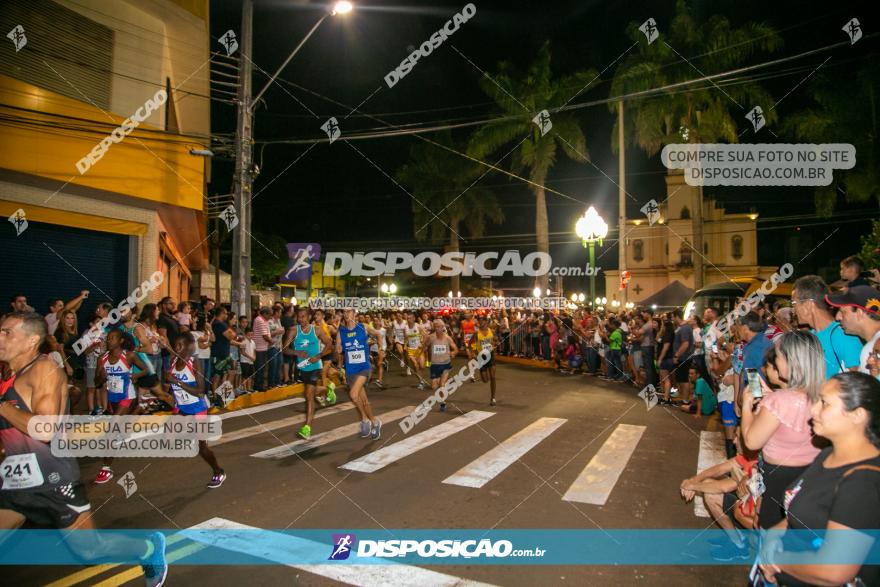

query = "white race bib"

[107,376,124,394]
[407,337,420,349]
[433,344,448,355]
[347,349,366,364]
[174,387,199,406]
[1,453,44,489]
[481,340,493,350]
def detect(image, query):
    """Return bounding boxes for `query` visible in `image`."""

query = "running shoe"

[359,420,371,438]
[95,466,113,484]
[710,542,750,562]
[142,531,168,587]
[439,402,446,412]
[298,424,311,440]
[406,367,412,376]
[207,469,226,489]
[326,382,337,405]
[370,419,382,440]
[375,380,384,389]
[417,382,427,390]
[490,398,497,406]
[316,395,327,407]
[400,359,405,368]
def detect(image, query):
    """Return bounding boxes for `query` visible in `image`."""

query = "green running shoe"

[326,382,337,405]
[298,424,311,440]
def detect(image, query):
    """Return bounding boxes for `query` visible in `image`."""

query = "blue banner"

[2,529,880,566]
[281,243,320,285]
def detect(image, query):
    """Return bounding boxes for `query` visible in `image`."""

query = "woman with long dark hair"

[759,372,880,586]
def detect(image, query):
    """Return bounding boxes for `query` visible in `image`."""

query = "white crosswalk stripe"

[340,410,496,473]
[694,431,726,517]
[443,417,567,488]
[562,423,646,506]
[212,403,354,446]
[250,406,417,459]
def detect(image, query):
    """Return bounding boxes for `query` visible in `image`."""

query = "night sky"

[208,0,879,294]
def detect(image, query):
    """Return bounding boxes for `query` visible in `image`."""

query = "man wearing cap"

[825,285,880,374]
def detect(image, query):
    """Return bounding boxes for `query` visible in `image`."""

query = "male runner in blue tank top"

[0,312,168,586]
[337,309,384,440]
[286,308,335,440]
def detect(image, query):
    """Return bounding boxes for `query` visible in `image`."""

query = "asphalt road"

[9,360,748,586]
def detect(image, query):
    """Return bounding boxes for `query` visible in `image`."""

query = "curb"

[494,355,556,370]
[206,372,343,414]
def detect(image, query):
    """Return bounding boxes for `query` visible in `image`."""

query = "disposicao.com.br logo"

[327,534,545,560]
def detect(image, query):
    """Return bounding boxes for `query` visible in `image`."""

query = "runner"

[423,319,458,412]
[288,308,336,440]
[391,312,407,371]
[93,330,155,484]
[370,315,387,388]
[404,312,427,388]
[337,309,383,440]
[0,312,168,586]
[473,316,499,406]
[164,332,226,488]
[461,311,477,382]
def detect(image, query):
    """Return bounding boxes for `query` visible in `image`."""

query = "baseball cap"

[825,285,880,316]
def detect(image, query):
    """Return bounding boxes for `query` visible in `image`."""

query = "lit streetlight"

[533,287,541,298]
[575,206,608,311]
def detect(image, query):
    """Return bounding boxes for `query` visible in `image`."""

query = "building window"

[704,242,709,254]
[731,235,743,260]
[678,240,693,267]
[633,239,644,262]
[681,206,690,220]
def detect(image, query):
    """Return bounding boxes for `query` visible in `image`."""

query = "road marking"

[694,431,726,517]
[212,403,354,446]
[562,423,645,506]
[340,410,496,473]
[188,517,498,586]
[44,533,191,587]
[443,417,567,488]
[251,406,416,459]
[89,541,208,587]
[218,397,304,420]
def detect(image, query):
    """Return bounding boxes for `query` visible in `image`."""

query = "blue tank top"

[294,325,322,372]
[339,322,371,373]
[122,325,154,376]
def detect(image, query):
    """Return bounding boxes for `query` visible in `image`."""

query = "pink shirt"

[253,316,270,352]
[758,389,821,466]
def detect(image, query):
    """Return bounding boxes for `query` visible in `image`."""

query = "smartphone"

[746,368,763,399]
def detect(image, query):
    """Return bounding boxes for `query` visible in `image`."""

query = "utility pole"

[231,0,253,319]
[617,101,627,306]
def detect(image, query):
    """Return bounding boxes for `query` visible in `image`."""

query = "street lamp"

[601,297,607,305]
[575,206,609,313]
[533,287,541,298]
[578,293,585,303]
[231,1,353,317]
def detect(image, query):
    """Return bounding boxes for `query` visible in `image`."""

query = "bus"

[683,277,793,320]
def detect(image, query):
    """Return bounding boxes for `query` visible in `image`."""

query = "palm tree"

[780,60,879,215]
[610,0,781,287]
[396,131,504,294]
[467,42,597,290]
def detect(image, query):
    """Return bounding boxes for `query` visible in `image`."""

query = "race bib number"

[347,349,366,364]
[407,338,420,349]
[481,340,494,351]
[297,358,312,369]
[107,376,124,395]
[174,387,199,406]
[433,344,447,356]
[1,453,44,489]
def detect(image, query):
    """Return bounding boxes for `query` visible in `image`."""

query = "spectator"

[45,291,89,336]
[239,328,256,393]
[759,373,880,587]
[741,330,825,529]
[605,318,624,381]
[252,307,271,391]
[157,296,180,379]
[825,285,880,374]
[189,324,212,389]
[867,335,880,379]
[680,365,716,417]
[737,311,774,387]
[138,304,165,383]
[210,307,239,390]
[680,442,759,561]
[268,305,285,388]
[9,293,32,314]
[657,316,675,402]
[840,255,871,289]
[175,302,193,332]
[793,275,863,377]
[280,304,296,384]
[82,315,106,415]
[671,309,695,403]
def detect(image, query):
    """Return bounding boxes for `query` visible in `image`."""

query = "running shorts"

[136,374,159,389]
[430,362,451,379]
[301,369,321,385]
[0,482,90,528]
[406,348,422,358]
[480,355,496,372]
[719,401,738,427]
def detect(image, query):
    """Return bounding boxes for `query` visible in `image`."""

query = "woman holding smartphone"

[741,330,826,529]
